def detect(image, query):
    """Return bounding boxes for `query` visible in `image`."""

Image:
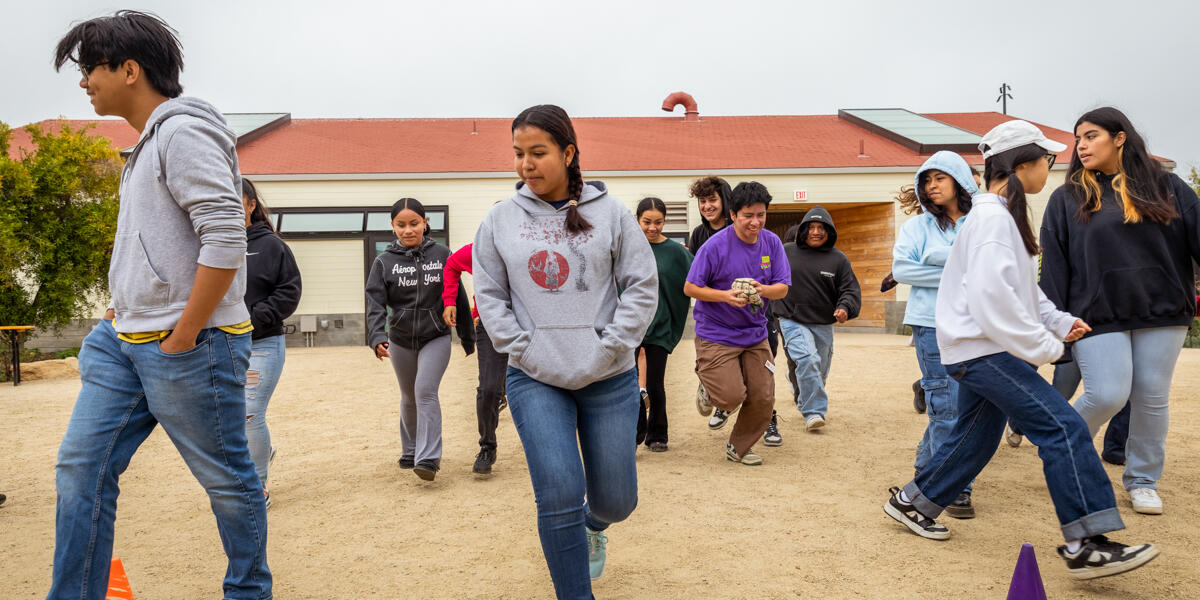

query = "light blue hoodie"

[892,151,979,328]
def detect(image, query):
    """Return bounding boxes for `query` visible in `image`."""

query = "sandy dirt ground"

[3,333,1199,599]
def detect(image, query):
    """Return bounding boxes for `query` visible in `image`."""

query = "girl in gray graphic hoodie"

[473,105,656,597]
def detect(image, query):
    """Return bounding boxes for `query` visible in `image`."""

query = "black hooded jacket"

[366,236,475,353]
[773,206,861,324]
[244,222,302,340]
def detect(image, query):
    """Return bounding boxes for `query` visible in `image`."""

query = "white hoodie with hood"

[473,181,657,390]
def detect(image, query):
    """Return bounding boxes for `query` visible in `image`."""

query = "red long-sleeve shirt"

[442,243,479,320]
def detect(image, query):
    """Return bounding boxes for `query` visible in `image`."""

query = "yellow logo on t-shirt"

[761,256,771,269]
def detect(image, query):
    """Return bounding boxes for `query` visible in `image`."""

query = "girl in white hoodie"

[883,120,1159,580]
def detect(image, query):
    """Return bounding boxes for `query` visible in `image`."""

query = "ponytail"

[513,104,593,234]
[982,144,1043,256]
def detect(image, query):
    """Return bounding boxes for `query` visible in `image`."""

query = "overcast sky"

[4,0,1198,173]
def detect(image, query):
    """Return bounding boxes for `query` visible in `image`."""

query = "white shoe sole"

[1066,545,1160,580]
[883,500,950,540]
[1132,503,1164,515]
[763,437,782,447]
[805,418,825,432]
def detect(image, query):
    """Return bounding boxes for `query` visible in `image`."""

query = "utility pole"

[996,83,1013,115]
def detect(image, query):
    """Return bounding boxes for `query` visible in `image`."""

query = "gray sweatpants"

[388,334,451,466]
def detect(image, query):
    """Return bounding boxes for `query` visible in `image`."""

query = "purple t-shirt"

[687,226,791,347]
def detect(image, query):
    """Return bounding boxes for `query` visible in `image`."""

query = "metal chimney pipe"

[662,92,700,122]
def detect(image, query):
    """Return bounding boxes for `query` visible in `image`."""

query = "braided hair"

[512,105,593,234]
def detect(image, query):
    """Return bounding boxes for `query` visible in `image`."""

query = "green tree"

[0,120,121,374]
[1189,166,1200,196]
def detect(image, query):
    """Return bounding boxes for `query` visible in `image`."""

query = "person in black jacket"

[241,180,301,508]
[1040,107,1200,516]
[774,206,861,433]
[366,198,473,482]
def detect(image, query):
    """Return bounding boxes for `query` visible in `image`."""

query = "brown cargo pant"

[694,337,776,456]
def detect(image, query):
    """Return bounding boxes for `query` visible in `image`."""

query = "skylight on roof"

[838,108,980,154]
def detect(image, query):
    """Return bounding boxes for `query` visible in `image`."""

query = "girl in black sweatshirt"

[241,180,301,508]
[1040,107,1200,515]
[366,198,472,481]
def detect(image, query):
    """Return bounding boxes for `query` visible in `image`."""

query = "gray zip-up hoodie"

[473,181,658,390]
[111,97,249,333]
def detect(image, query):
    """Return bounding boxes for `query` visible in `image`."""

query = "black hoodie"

[244,222,302,340]
[366,236,475,352]
[773,206,861,324]
[1040,171,1200,336]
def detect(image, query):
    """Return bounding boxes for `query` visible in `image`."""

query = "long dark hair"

[895,168,977,231]
[54,10,184,98]
[636,196,667,218]
[512,105,592,234]
[391,197,430,235]
[983,144,1044,255]
[689,176,732,227]
[1067,107,1175,225]
[241,179,274,232]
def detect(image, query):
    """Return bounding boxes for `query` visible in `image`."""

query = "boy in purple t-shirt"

[685,182,790,465]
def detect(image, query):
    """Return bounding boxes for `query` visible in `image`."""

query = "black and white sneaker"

[696,383,713,416]
[944,492,975,519]
[763,411,782,446]
[1057,535,1159,580]
[708,408,731,430]
[883,486,950,540]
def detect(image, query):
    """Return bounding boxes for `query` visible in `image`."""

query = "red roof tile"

[9,111,1088,174]
[6,119,138,160]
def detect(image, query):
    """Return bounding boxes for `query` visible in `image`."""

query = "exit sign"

[794,190,808,201]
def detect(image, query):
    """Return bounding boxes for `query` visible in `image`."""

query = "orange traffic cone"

[106,558,135,600]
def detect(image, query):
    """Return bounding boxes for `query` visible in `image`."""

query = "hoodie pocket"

[521,325,615,389]
[1085,266,1189,323]
[110,232,171,312]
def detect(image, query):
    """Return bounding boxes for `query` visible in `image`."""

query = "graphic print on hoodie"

[366,237,453,351]
[473,181,658,390]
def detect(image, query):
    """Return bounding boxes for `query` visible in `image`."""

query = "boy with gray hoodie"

[50,12,270,599]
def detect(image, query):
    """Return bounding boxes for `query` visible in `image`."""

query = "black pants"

[1103,402,1131,460]
[636,344,670,445]
[476,321,508,450]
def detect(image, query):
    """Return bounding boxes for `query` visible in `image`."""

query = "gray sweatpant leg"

[388,335,451,466]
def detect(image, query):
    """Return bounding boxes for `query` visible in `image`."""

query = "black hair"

[512,105,592,234]
[727,181,772,219]
[241,179,273,232]
[54,10,184,98]
[784,223,801,244]
[1067,107,1175,225]
[689,176,732,227]
[982,143,1045,255]
[636,197,668,218]
[391,197,430,235]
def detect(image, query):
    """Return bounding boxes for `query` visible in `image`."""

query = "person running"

[883,120,1159,580]
[442,242,508,476]
[1040,107,1200,515]
[634,197,694,452]
[684,182,790,466]
[775,206,861,436]
[241,179,302,508]
[686,176,732,421]
[48,11,271,598]
[891,151,979,518]
[473,104,657,597]
[366,198,472,482]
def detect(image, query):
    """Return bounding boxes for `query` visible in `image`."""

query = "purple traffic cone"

[1007,543,1048,600]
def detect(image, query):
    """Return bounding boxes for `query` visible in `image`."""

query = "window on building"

[275,206,449,246]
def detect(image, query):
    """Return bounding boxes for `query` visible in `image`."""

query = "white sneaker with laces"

[1130,488,1163,515]
[805,414,825,431]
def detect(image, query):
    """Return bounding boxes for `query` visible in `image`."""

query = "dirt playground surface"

[3,333,1199,599]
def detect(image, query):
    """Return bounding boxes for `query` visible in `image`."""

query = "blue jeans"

[246,335,286,485]
[778,318,832,417]
[1073,327,1187,490]
[49,319,271,600]
[905,352,1123,542]
[910,326,971,495]
[505,367,639,600]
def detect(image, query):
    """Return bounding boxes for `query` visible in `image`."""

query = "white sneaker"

[1004,424,1023,448]
[805,414,825,431]
[1130,488,1163,515]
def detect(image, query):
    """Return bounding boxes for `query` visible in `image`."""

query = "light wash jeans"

[49,319,270,600]
[907,352,1123,542]
[246,335,286,485]
[778,318,832,417]
[910,325,971,495]
[1072,326,1187,490]
[505,367,639,600]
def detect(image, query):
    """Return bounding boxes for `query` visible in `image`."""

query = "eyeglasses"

[1045,153,1057,168]
[78,61,110,79]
